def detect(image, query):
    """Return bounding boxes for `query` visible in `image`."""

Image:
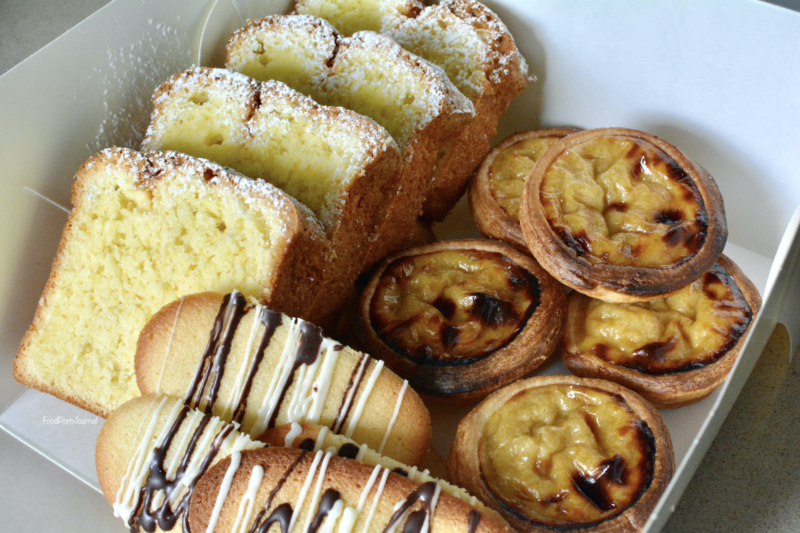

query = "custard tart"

[447,375,674,533]
[356,239,566,401]
[520,128,727,303]
[470,128,578,251]
[562,255,761,408]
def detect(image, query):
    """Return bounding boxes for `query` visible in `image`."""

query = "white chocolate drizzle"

[378,380,408,454]
[156,296,184,394]
[359,468,391,533]
[314,426,330,452]
[345,360,385,438]
[332,354,369,433]
[205,431,255,533]
[286,421,305,448]
[221,302,266,421]
[230,464,266,533]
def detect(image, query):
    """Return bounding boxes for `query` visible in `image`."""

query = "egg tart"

[447,375,674,533]
[562,255,760,409]
[520,128,727,302]
[469,128,578,251]
[356,239,566,401]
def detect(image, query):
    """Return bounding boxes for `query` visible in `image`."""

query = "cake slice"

[14,149,326,417]
[143,68,402,321]
[135,291,431,468]
[226,15,474,265]
[294,0,531,220]
[189,447,514,533]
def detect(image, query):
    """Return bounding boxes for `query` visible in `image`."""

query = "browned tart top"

[541,135,707,268]
[490,135,564,222]
[567,261,753,374]
[369,249,540,365]
[479,384,655,528]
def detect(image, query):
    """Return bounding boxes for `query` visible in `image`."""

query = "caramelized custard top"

[480,384,654,528]
[540,136,707,267]
[567,262,752,374]
[370,250,540,365]
[490,136,562,221]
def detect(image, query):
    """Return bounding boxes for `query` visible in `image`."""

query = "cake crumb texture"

[14,148,325,417]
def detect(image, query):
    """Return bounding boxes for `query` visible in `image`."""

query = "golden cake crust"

[520,128,727,303]
[189,447,514,533]
[355,239,566,401]
[293,0,532,221]
[470,128,578,251]
[225,15,474,268]
[562,255,762,409]
[447,375,675,533]
[143,67,403,325]
[135,292,431,467]
[14,149,325,417]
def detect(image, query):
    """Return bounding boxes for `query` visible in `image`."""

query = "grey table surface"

[1,0,799,531]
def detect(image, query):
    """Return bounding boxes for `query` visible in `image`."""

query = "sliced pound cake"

[226,15,474,266]
[143,68,402,321]
[14,149,326,417]
[294,0,531,220]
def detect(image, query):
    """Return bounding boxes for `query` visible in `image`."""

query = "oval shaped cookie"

[520,128,727,302]
[356,239,566,401]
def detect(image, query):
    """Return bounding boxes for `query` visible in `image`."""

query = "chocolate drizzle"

[128,406,235,533]
[382,481,439,533]
[467,510,481,533]
[337,442,360,460]
[308,489,342,533]
[233,306,282,424]
[248,452,307,533]
[267,321,325,429]
[250,503,293,533]
[298,438,316,452]
[185,292,247,411]
[332,353,369,433]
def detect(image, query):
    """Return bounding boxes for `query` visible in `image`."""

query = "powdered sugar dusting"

[227,15,473,146]
[86,19,193,155]
[144,66,399,229]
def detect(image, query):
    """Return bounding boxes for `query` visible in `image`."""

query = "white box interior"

[1,1,799,532]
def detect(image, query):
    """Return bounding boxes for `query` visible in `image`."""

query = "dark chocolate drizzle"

[248,452,307,533]
[298,438,316,452]
[332,353,369,433]
[467,510,481,533]
[308,489,342,533]
[382,481,439,533]
[250,503,293,533]
[267,321,325,429]
[128,405,236,533]
[232,306,282,424]
[337,442,360,460]
[185,291,247,412]
[392,467,409,477]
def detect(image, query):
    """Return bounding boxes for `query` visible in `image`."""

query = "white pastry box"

[1,0,799,531]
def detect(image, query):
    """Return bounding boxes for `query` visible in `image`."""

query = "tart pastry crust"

[562,255,761,409]
[447,375,674,533]
[520,128,727,303]
[469,128,578,251]
[356,239,566,401]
